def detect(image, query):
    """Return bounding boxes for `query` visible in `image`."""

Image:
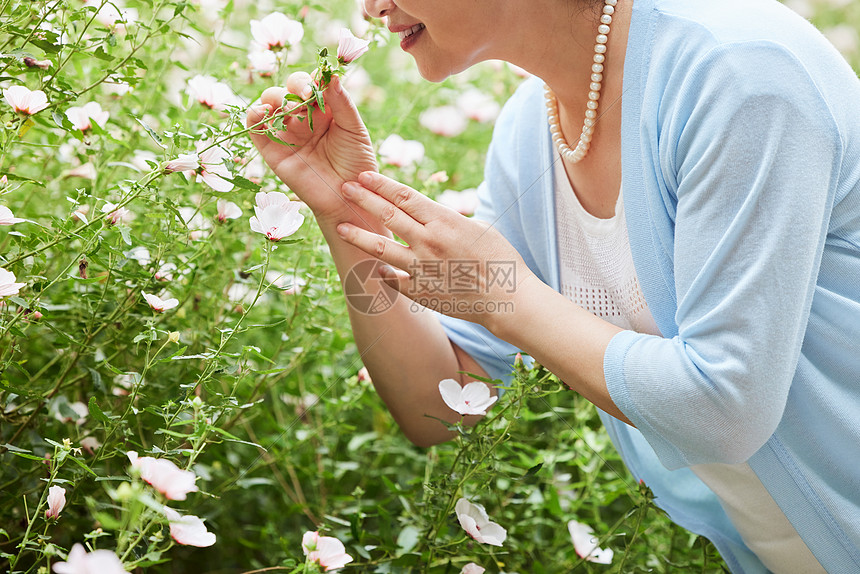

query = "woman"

[247,0,860,571]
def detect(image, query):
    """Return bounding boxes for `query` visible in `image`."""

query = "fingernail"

[336,223,349,237]
[358,171,373,186]
[341,182,356,198]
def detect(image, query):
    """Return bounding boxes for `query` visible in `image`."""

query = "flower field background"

[1,0,857,572]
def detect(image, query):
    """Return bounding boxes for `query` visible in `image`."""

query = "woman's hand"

[335,171,536,331]
[246,74,379,227]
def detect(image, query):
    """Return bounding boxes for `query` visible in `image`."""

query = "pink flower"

[249,191,304,241]
[196,141,233,192]
[142,292,179,313]
[101,202,133,225]
[336,28,370,63]
[164,153,200,173]
[457,89,501,123]
[0,205,26,225]
[23,57,52,70]
[248,50,278,76]
[127,451,198,500]
[163,506,216,547]
[0,268,26,298]
[439,379,497,416]
[356,367,371,383]
[568,520,614,564]
[186,75,242,112]
[250,12,304,52]
[460,564,486,574]
[66,102,109,132]
[216,200,242,222]
[420,106,468,138]
[378,134,424,168]
[45,485,66,520]
[52,543,129,574]
[3,86,49,115]
[301,531,353,572]
[436,188,479,217]
[454,498,507,546]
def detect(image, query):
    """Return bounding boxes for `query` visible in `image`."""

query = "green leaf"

[69,456,98,477]
[227,175,261,192]
[395,526,420,555]
[88,397,111,423]
[133,116,166,148]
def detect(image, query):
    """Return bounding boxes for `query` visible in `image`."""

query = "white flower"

[127,246,151,266]
[52,543,129,574]
[216,199,242,223]
[457,89,501,123]
[178,206,212,240]
[420,106,468,137]
[45,485,66,520]
[131,150,158,172]
[163,506,216,547]
[378,134,424,168]
[301,531,353,572]
[454,498,507,546]
[459,564,486,574]
[568,520,614,564]
[248,50,278,76]
[186,75,242,111]
[0,268,26,298]
[127,451,198,500]
[249,191,304,241]
[164,153,200,173]
[3,86,49,115]
[436,188,479,216]
[66,102,109,132]
[337,28,370,63]
[196,141,233,192]
[101,202,133,225]
[250,12,304,52]
[439,379,497,416]
[0,205,26,225]
[142,292,179,313]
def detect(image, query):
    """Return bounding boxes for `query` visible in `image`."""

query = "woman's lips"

[398,23,425,50]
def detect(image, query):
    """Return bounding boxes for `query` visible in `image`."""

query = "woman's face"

[363,0,500,82]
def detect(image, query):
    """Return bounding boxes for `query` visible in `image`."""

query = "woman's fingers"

[336,223,415,271]
[354,171,443,226]
[341,180,424,241]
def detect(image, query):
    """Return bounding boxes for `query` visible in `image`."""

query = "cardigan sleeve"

[605,42,843,469]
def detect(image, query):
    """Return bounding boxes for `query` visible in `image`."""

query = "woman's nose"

[364,0,396,19]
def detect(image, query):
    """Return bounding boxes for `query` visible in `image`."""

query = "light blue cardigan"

[438,0,860,571]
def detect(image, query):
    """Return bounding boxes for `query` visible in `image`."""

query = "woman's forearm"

[318,217,491,446]
[492,275,632,425]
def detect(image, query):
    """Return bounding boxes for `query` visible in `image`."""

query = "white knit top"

[552,155,824,573]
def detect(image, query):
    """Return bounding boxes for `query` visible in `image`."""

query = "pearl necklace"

[545,0,617,164]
